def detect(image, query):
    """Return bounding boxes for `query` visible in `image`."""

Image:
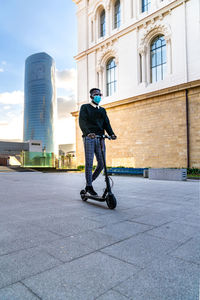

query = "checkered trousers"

[83,137,106,186]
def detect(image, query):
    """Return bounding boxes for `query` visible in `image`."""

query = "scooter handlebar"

[95,134,111,140]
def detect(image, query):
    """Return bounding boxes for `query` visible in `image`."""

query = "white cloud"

[0,90,24,105]
[0,87,76,144]
[0,114,23,140]
[55,117,75,145]
[1,61,6,65]
[0,121,9,126]
[3,106,11,110]
[57,96,76,119]
[6,111,16,118]
[0,68,4,72]
[0,113,75,145]
[0,91,24,140]
[56,68,77,94]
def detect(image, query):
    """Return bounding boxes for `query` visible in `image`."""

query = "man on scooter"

[79,88,117,196]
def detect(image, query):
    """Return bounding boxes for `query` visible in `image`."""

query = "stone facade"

[72,0,200,168]
[72,80,200,168]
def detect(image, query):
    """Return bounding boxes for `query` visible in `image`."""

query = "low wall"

[149,168,187,181]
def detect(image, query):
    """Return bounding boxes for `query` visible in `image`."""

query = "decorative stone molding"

[165,34,171,43]
[138,46,147,55]
[96,65,104,73]
[97,42,118,70]
[140,22,172,48]
[106,0,116,9]
[106,2,111,11]
[91,1,106,20]
[143,22,148,29]
[72,0,81,4]
[139,21,172,84]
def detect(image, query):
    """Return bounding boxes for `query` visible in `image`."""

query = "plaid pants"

[83,137,105,186]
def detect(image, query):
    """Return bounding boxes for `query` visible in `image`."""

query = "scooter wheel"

[106,194,117,209]
[80,190,87,201]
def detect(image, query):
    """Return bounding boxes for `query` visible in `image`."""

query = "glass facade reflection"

[23,52,56,153]
[23,151,54,168]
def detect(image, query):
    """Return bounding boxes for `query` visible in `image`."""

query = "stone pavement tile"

[14,202,105,221]
[146,221,200,243]
[101,233,179,268]
[87,206,151,225]
[0,222,62,256]
[89,203,180,226]
[144,201,183,211]
[177,213,200,227]
[64,230,119,251]
[28,215,102,237]
[9,208,72,222]
[87,211,128,225]
[96,289,129,299]
[130,212,175,226]
[115,196,154,209]
[93,221,152,240]
[0,282,40,300]
[62,204,107,217]
[0,248,61,289]
[114,255,200,300]
[167,208,194,218]
[121,206,161,218]
[122,206,183,220]
[143,202,188,218]
[169,237,200,265]
[22,252,139,300]
[0,213,24,225]
[39,235,95,262]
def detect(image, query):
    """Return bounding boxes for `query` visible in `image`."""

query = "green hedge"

[77,165,98,171]
[187,168,200,175]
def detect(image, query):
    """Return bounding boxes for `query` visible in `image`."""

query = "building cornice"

[74,0,188,61]
[72,0,81,4]
[71,80,200,116]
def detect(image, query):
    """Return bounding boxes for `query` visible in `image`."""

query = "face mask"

[93,95,101,104]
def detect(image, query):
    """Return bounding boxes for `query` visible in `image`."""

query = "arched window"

[114,0,121,29]
[142,0,151,12]
[100,10,106,37]
[151,35,166,83]
[106,58,117,96]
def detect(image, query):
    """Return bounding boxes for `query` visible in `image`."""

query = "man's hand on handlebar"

[87,133,96,139]
[111,134,117,140]
[87,133,117,140]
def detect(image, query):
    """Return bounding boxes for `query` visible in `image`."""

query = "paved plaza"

[0,171,199,300]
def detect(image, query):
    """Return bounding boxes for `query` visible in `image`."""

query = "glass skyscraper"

[23,52,56,153]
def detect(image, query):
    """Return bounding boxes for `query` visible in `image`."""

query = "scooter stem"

[99,137,111,194]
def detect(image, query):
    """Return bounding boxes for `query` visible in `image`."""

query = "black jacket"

[79,103,114,137]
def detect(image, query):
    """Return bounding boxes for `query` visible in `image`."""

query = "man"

[79,88,117,196]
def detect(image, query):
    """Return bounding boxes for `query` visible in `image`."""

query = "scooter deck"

[84,194,106,202]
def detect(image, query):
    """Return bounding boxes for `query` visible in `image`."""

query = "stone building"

[72,0,200,168]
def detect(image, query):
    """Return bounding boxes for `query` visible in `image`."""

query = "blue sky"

[0,0,77,143]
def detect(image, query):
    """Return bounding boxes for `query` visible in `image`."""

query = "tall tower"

[23,52,56,153]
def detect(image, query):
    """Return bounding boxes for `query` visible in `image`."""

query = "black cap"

[89,88,101,96]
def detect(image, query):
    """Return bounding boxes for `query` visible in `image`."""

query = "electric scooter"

[80,135,117,209]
